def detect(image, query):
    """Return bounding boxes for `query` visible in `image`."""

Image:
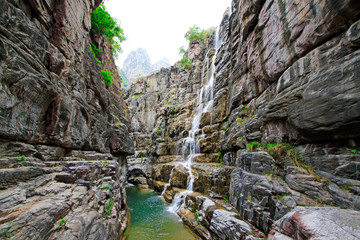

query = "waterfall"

[167,27,221,214]
[161,167,176,196]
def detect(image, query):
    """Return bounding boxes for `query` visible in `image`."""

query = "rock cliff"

[0,0,133,239]
[126,0,360,239]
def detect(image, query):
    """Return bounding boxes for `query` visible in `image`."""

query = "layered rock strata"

[126,0,360,238]
[0,0,133,239]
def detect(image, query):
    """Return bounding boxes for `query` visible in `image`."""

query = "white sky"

[104,0,231,68]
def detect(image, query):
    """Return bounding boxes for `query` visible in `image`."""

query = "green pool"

[126,186,198,240]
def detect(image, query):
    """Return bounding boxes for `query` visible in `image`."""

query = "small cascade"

[161,167,176,196]
[167,27,222,214]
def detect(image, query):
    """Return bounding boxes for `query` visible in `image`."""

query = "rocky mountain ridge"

[121,48,170,81]
[126,0,360,239]
[0,0,133,239]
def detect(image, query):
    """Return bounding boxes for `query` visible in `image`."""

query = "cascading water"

[168,27,222,214]
[161,167,176,196]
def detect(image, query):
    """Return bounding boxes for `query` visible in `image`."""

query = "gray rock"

[235,151,275,175]
[268,207,360,240]
[210,209,253,240]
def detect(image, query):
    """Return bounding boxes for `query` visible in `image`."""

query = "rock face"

[121,48,170,81]
[126,0,360,238]
[0,0,133,239]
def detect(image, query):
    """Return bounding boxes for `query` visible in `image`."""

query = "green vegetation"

[91,4,126,58]
[241,104,248,113]
[103,185,112,191]
[104,199,114,218]
[248,192,252,202]
[341,184,354,192]
[90,43,102,66]
[236,117,243,125]
[246,141,261,151]
[136,74,142,82]
[58,218,66,229]
[115,121,123,125]
[1,227,14,239]
[314,197,323,204]
[253,142,324,179]
[194,212,201,225]
[122,228,128,237]
[179,46,186,55]
[134,93,143,98]
[15,152,26,162]
[185,25,209,43]
[346,148,358,155]
[101,69,114,87]
[262,142,290,159]
[168,96,174,104]
[223,192,229,203]
[178,57,193,67]
[18,155,26,162]
[217,151,223,166]
[178,46,192,67]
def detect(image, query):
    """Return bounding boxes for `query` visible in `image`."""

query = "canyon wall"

[0,0,133,239]
[126,0,360,239]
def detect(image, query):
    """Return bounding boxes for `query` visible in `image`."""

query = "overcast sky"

[104,0,231,68]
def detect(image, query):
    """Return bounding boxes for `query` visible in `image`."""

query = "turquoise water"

[126,186,198,240]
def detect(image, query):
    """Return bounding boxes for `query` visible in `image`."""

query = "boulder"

[268,207,360,240]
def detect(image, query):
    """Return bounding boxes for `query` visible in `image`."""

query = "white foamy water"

[167,27,222,214]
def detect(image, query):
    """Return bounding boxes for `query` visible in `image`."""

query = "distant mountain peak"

[121,48,170,81]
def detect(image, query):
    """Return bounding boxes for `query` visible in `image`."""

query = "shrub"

[1,227,14,238]
[246,141,261,152]
[185,25,209,43]
[101,69,114,87]
[58,218,66,229]
[346,148,358,155]
[223,192,229,203]
[104,199,114,218]
[236,117,243,125]
[168,96,174,104]
[194,212,201,225]
[178,57,193,68]
[179,46,186,55]
[90,43,102,66]
[262,142,290,159]
[91,4,126,58]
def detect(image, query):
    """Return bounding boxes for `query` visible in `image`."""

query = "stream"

[126,186,199,240]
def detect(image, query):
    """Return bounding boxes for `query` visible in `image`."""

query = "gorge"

[0,0,360,239]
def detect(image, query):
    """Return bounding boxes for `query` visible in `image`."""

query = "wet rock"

[170,164,189,188]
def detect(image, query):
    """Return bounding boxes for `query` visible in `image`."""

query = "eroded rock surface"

[0,0,133,239]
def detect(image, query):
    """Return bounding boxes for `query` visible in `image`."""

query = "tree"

[91,4,126,58]
[184,25,209,43]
